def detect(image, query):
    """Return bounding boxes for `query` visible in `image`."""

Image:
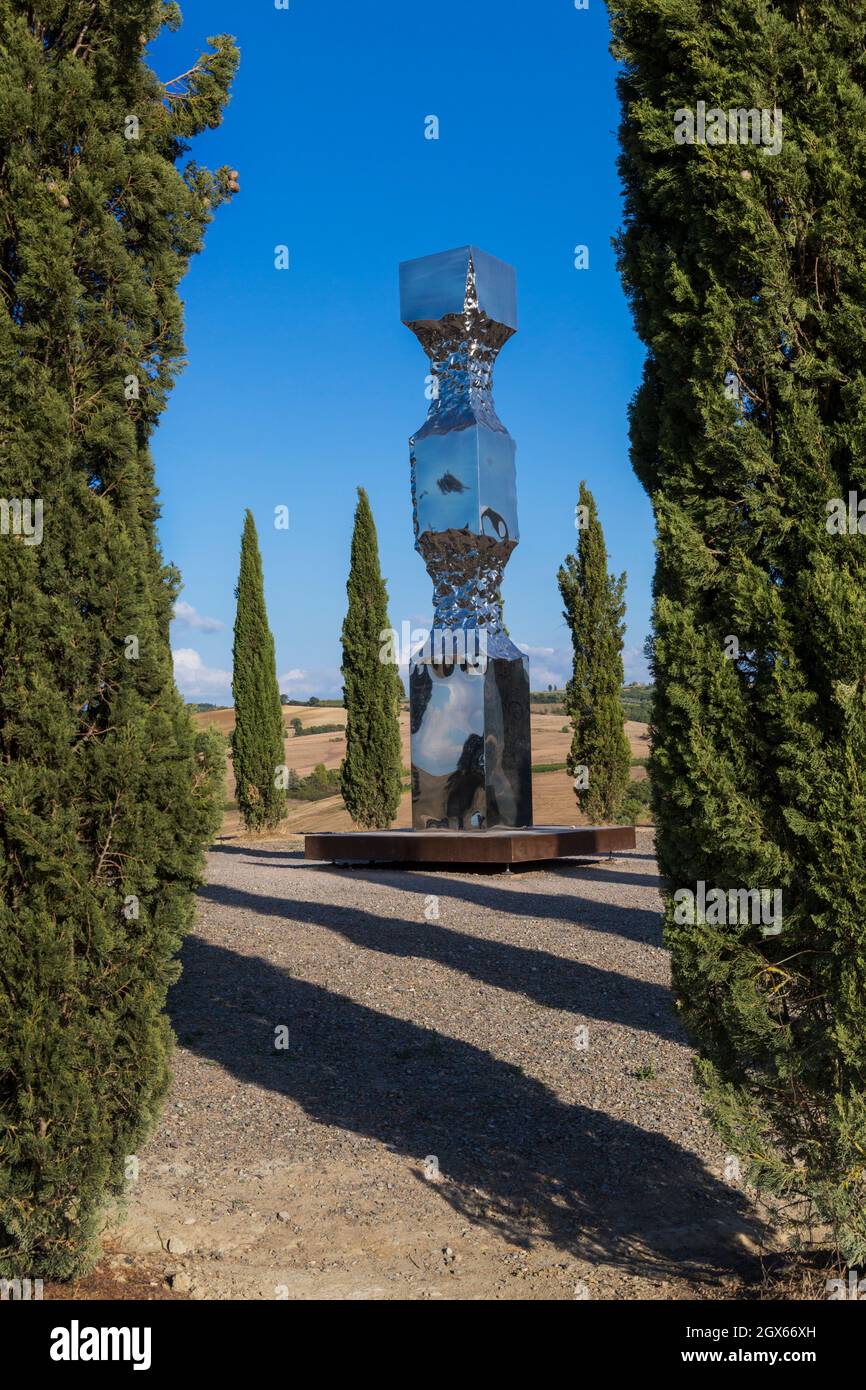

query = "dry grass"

[751,1249,847,1301]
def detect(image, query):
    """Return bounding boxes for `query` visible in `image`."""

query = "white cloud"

[414,670,485,776]
[172,647,232,698]
[173,601,223,633]
[277,666,343,701]
[623,644,650,683]
[515,639,651,688]
[515,642,571,691]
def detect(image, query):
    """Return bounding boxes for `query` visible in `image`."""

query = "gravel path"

[116,829,768,1300]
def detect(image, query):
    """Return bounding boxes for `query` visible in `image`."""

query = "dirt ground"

[93,828,777,1301]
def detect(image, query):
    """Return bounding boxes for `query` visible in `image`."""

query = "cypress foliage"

[0,3,237,1275]
[558,481,631,822]
[340,487,403,828]
[193,726,229,846]
[609,0,866,1257]
[231,511,286,832]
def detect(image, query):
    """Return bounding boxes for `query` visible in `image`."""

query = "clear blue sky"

[152,0,653,703]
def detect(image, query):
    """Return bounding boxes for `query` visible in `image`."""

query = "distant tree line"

[531,683,654,724]
[290,719,344,737]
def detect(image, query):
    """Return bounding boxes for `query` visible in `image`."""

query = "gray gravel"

[119,829,770,1300]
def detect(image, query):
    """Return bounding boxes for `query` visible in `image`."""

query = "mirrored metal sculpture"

[400,246,532,831]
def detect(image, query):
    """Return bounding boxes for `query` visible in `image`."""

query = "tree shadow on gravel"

[335,863,664,916]
[212,843,305,859]
[170,933,763,1284]
[539,865,663,891]
[197,882,679,1041]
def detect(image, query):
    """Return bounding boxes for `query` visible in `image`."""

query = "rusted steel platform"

[304,824,636,867]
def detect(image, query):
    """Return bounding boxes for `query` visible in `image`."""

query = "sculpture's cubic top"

[399,245,517,333]
[400,246,520,551]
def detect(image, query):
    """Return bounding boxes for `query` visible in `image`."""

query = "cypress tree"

[231,511,286,832]
[609,0,866,1258]
[0,4,237,1276]
[340,487,403,828]
[558,481,631,822]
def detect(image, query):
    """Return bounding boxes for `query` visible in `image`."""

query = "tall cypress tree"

[609,0,866,1258]
[231,511,286,832]
[340,487,403,828]
[558,481,631,822]
[0,4,237,1276]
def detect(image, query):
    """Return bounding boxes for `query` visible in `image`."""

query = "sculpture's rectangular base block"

[410,651,532,831]
[305,824,636,867]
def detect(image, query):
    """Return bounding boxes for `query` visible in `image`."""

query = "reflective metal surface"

[401,246,532,830]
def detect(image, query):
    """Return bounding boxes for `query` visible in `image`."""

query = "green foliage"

[292,722,343,737]
[193,726,228,843]
[558,481,631,821]
[617,777,652,827]
[610,0,866,1258]
[340,488,403,828]
[231,511,285,832]
[0,2,237,1277]
[620,683,654,723]
[532,684,654,722]
[285,763,342,802]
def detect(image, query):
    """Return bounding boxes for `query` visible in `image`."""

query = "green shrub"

[285,764,342,802]
[193,727,228,844]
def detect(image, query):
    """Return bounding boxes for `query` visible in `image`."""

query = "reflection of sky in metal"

[399,245,517,331]
[414,432,478,532]
[411,665,484,777]
[413,427,518,540]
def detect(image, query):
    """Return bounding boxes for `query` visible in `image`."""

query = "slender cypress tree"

[340,487,403,828]
[558,481,631,822]
[231,511,286,832]
[0,4,237,1276]
[609,0,866,1258]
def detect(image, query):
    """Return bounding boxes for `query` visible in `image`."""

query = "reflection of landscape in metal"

[481,505,508,540]
[400,246,532,830]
